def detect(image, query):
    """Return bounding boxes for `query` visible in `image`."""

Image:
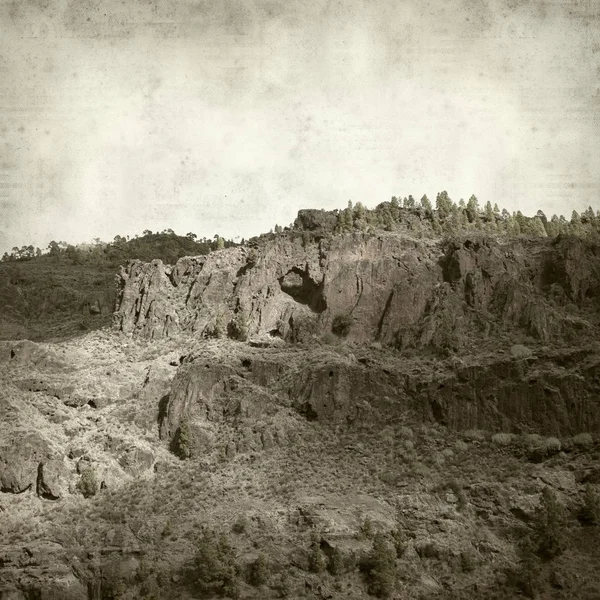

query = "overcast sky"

[1,0,599,253]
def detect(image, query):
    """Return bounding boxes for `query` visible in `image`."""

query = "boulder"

[0,433,51,494]
[36,459,69,500]
[118,447,155,476]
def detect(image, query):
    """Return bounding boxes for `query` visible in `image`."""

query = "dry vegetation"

[0,329,599,599]
[1,204,600,598]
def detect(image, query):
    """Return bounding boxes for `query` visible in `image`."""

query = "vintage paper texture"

[1,0,599,251]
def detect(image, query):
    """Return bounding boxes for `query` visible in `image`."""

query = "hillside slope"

[0,334,599,599]
[0,233,234,341]
[1,211,600,599]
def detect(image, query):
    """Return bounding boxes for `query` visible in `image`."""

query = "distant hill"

[0,231,237,341]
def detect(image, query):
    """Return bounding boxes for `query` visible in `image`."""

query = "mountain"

[0,207,599,600]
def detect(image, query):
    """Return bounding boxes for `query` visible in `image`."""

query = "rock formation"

[113,224,600,352]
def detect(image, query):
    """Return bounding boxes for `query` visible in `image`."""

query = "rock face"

[415,349,600,435]
[113,229,600,350]
[157,344,600,457]
[0,543,87,599]
[116,226,600,446]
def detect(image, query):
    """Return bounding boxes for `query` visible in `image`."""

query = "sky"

[1,0,599,253]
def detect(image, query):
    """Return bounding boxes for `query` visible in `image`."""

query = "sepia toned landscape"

[1,200,600,599]
[2,0,600,598]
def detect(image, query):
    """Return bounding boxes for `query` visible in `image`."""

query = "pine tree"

[536,210,548,225]
[380,206,394,231]
[328,545,344,575]
[530,216,547,237]
[176,417,192,459]
[354,201,366,222]
[365,533,396,598]
[341,201,354,231]
[308,532,327,573]
[420,195,433,219]
[579,484,600,525]
[534,487,567,559]
[583,206,595,223]
[248,554,269,586]
[436,190,453,220]
[389,197,400,221]
[194,529,239,597]
[465,195,479,223]
[507,215,521,236]
[484,201,494,222]
[515,210,528,233]
[545,215,560,238]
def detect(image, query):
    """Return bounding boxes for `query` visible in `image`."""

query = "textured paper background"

[1,0,599,252]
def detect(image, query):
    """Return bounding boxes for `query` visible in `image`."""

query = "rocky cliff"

[113,221,600,352]
[2,217,600,599]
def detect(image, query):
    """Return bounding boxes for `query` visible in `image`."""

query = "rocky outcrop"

[157,344,600,457]
[0,430,70,499]
[118,446,155,476]
[0,432,51,495]
[0,543,86,599]
[415,348,600,435]
[158,350,288,457]
[113,228,600,351]
[36,459,69,500]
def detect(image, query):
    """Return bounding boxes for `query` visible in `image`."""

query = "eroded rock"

[114,228,600,352]
[36,459,69,500]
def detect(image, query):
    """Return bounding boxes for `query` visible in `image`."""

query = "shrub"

[359,516,375,539]
[272,572,291,598]
[248,553,269,586]
[331,313,353,338]
[390,521,406,558]
[228,312,249,342]
[288,313,319,343]
[462,429,486,442]
[543,437,561,454]
[574,433,594,449]
[161,519,174,539]
[77,468,98,498]
[533,487,567,559]
[207,313,227,339]
[246,249,258,267]
[579,484,600,525]
[528,437,561,462]
[516,538,542,598]
[194,529,239,598]
[361,533,396,598]
[327,545,344,576]
[522,433,542,447]
[491,433,514,446]
[454,440,469,452]
[320,332,340,346]
[398,425,414,440]
[460,549,477,573]
[173,417,192,460]
[231,514,249,534]
[447,479,467,511]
